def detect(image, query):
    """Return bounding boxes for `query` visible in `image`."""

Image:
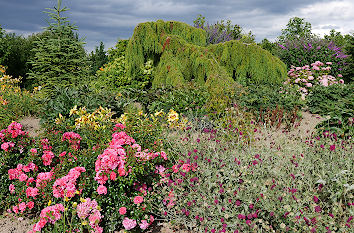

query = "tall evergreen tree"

[89,41,108,75]
[27,0,88,89]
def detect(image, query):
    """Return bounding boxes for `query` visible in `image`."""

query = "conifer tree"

[89,42,108,75]
[28,0,88,89]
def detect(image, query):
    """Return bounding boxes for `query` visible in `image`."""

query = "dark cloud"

[1,0,353,51]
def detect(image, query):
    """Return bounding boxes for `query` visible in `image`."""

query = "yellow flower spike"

[48,200,52,206]
[72,202,78,208]
[80,197,86,203]
[82,221,87,226]
[64,196,69,202]
[65,207,68,211]
[75,190,80,195]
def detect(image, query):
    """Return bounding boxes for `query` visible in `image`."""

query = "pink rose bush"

[52,167,86,199]
[62,132,82,151]
[92,129,167,230]
[29,203,65,233]
[0,122,30,154]
[1,121,168,232]
[284,61,344,99]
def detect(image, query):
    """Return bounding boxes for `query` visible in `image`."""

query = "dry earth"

[0,112,325,233]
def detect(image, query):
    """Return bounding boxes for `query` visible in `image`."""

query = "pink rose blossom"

[122,217,137,230]
[19,202,26,213]
[30,148,37,154]
[119,207,127,215]
[139,220,149,230]
[97,185,107,195]
[27,201,34,209]
[9,184,15,194]
[134,196,143,204]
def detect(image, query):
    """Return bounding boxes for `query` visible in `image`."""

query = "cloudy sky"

[1,0,353,52]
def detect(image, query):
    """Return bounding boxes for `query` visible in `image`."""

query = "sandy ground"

[0,214,32,233]
[19,116,43,137]
[1,112,324,233]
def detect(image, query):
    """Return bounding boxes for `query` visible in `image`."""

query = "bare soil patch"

[0,214,32,233]
[19,116,42,137]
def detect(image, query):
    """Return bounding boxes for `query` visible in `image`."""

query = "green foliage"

[95,39,154,89]
[39,85,132,125]
[278,17,313,42]
[307,83,354,137]
[208,41,287,86]
[341,33,354,83]
[0,29,35,81]
[235,84,304,129]
[258,38,278,56]
[126,20,286,94]
[324,29,351,49]
[96,55,129,88]
[27,0,89,89]
[89,41,108,75]
[107,39,128,61]
[146,84,210,115]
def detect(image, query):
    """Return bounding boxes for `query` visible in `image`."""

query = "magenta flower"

[313,196,319,203]
[314,206,321,212]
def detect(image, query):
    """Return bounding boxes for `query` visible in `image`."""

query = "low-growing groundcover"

[156,124,353,232]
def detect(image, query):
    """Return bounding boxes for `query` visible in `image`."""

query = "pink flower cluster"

[62,132,82,150]
[94,131,133,189]
[40,138,52,150]
[52,167,86,198]
[42,150,54,166]
[95,131,167,194]
[1,142,15,151]
[1,122,26,139]
[76,198,103,233]
[285,61,344,98]
[29,203,65,233]
[10,201,34,214]
[8,162,37,180]
[0,122,27,152]
[122,215,154,230]
[36,172,53,189]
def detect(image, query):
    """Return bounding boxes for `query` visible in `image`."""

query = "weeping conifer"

[126,20,287,89]
[27,0,88,89]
